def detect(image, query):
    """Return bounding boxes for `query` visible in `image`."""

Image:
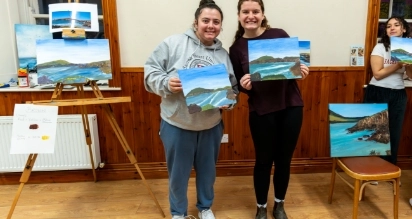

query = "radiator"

[0,114,101,172]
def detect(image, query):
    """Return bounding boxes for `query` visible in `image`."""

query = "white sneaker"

[198,209,215,219]
[171,215,196,219]
[370,181,378,185]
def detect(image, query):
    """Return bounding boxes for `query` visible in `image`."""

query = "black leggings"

[249,106,303,204]
[364,84,407,165]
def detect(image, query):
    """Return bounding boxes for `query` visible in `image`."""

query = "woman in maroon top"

[229,1,309,219]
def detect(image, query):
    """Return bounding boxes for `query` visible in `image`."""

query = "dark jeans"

[364,84,407,165]
[249,106,303,204]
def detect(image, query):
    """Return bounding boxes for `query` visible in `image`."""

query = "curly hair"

[379,16,411,52]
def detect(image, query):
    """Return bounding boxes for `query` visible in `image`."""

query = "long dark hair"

[233,0,270,43]
[379,16,410,52]
[193,0,223,28]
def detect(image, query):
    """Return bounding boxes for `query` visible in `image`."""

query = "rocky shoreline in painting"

[346,110,390,144]
[329,109,390,145]
[249,55,299,64]
[37,59,111,73]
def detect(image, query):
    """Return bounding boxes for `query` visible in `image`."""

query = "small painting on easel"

[15,24,53,85]
[49,3,99,33]
[36,39,112,84]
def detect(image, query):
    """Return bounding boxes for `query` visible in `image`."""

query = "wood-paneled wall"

[2,67,412,184]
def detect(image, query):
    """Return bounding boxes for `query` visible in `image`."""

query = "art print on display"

[390,37,412,64]
[15,24,53,85]
[329,103,390,157]
[248,37,301,81]
[49,3,99,33]
[178,64,236,114]
[299,40,310,66]
[36,39,112,84]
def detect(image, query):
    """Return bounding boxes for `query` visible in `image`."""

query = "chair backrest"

[328,103,390,158]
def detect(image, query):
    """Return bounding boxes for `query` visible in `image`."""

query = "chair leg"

[394,177,399,219]
[360,180,365,201]
[353,179,360,219]
[328,158,337,204]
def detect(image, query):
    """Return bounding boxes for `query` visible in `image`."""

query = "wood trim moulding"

[102,0,122,87]
[364,0,380,84]
[121,67,144,73]
[120,66,365,73]
[1,157,412,184]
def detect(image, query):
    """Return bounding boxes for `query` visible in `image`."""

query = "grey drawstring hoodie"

[144,28,238,131]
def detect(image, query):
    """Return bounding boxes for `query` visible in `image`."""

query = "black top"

[229,28,304,115]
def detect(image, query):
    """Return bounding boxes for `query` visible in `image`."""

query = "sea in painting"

[36,39,112,84]
[329,103,390,157]
[15,24,52,73]
[391,36,412,64]
[299,40,310,66]
[51,11,72,29]
[178,64,236,114]
[248,37,301,81]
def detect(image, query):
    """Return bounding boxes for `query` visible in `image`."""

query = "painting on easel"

[15,24,53,85]
[36,39,112,84]
[49,3,99,33]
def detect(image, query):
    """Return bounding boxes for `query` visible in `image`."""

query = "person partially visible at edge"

[144,0,238,219]
[228,0,309,219]
[364,16,412,168]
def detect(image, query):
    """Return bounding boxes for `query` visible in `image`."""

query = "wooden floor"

[1,171,412,219]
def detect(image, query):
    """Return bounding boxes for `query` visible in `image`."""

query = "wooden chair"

[328,156,401,219]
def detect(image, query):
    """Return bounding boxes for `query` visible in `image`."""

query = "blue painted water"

[52,20,71,27]
[330,122,390,157]
[38,66,112,84]
[249,62,297,79]
[391,52,412,62]
[186,90,236,108]
[19,57,37,70]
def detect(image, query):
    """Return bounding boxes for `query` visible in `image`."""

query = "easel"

[7,82,165,218]
[7,1,165,217]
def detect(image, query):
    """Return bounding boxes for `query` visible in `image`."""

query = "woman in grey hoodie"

[144,1,238,219]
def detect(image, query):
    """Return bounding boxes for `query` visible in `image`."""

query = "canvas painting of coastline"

[329,103,390,157]
[49,3,98,33]
[390,36,412,64]
[36,39,112,84]
[15,24,53,84]
[299,40,310,66]
[178,64,236,114]
[248,37,301,81]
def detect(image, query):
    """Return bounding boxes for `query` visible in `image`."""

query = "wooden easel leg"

[76,85,97,182]
[102,104,165,218]
[8,154,38,219]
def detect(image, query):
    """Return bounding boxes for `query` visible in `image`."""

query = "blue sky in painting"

[299,40,310,53]
[329,103,388,117]
[76,11,91,20]
[36,39,110,64]
[52,11,72,20]
[248,37,300,61]
[178,64,231,96]
[391,37,412,53]
[15,24,52,58]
